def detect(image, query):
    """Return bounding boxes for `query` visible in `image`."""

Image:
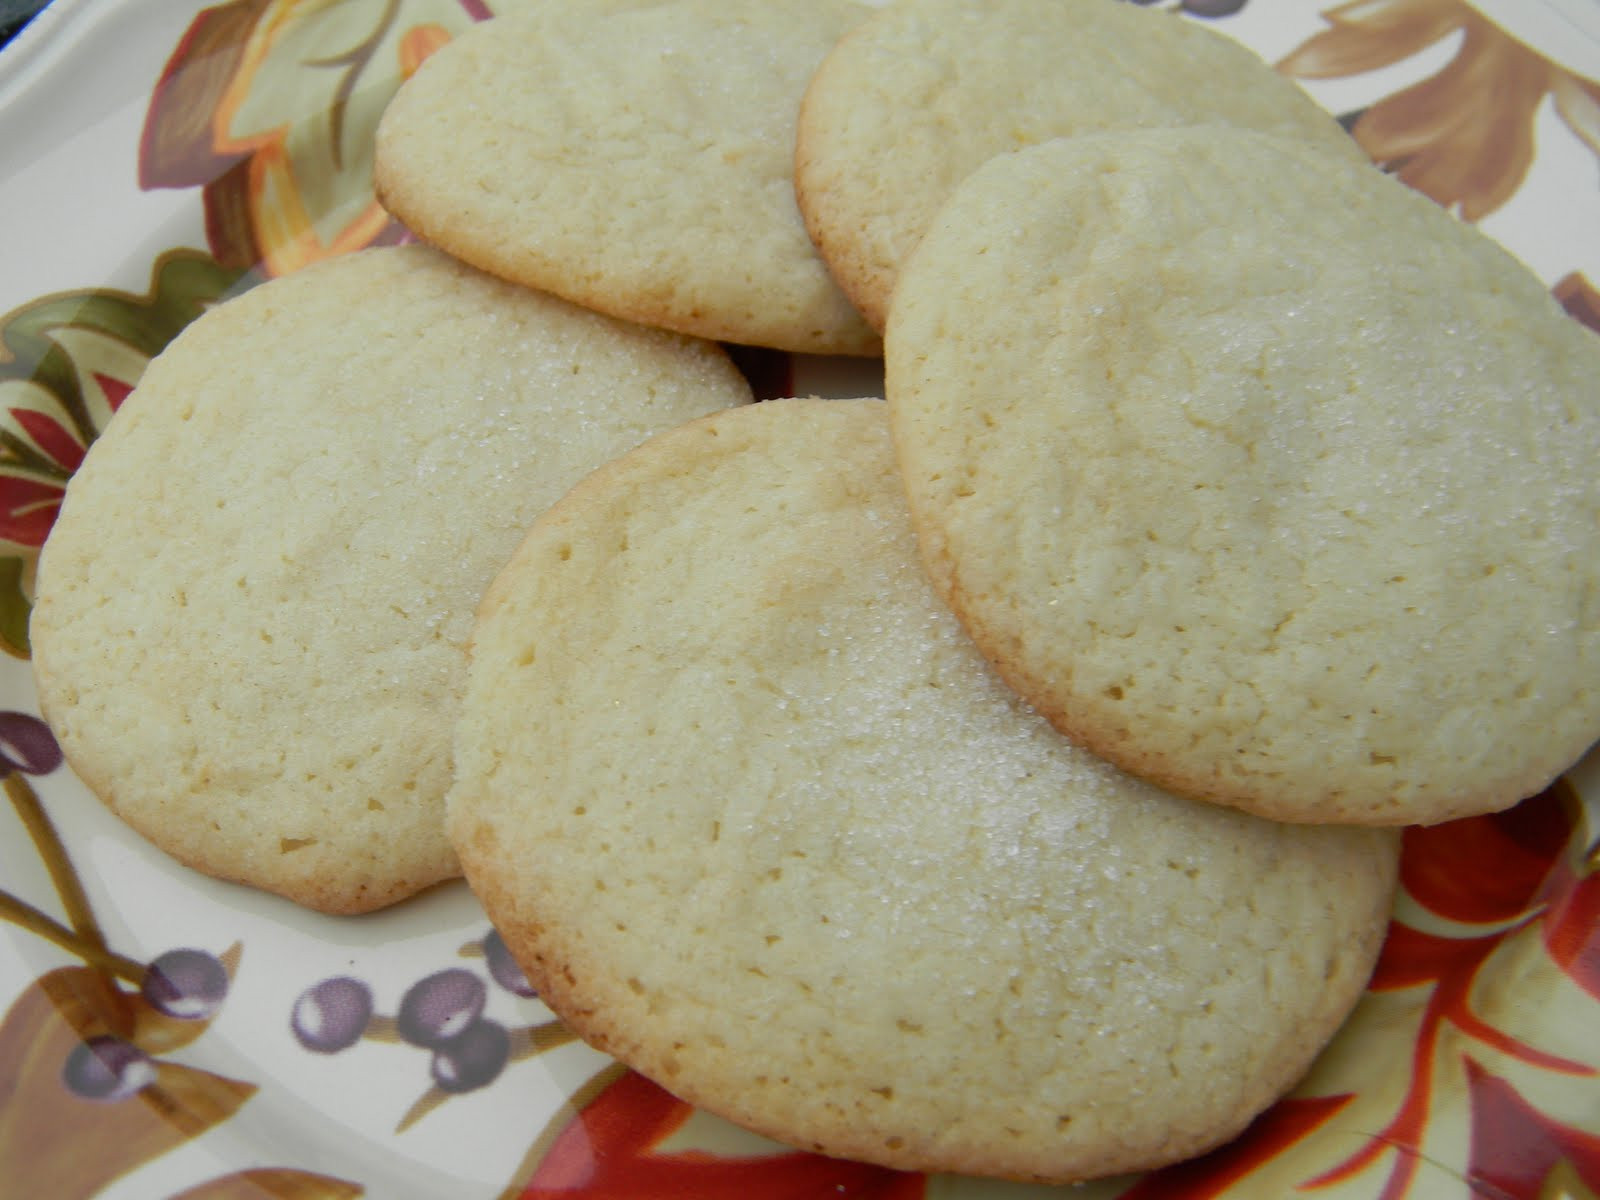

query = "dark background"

[0,0,49,50]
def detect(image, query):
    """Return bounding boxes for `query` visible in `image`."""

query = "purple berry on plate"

[142,948,229,1020]
[483,929,537,998]
[0,711,62,777]
[292,976,374,1052]
[62,1035,157,1101]
[431,1018,511,1093]
[1180,0,1246,15]
[397,968,487,1048]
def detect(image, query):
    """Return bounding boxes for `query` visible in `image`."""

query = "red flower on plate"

[0,757,363,1199]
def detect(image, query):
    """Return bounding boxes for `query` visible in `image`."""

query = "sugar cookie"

[375,0,879,356]
[449,397,1399,1182]
[31,244,750,913]
[796,0,1356,330]
[886,129,1600,825]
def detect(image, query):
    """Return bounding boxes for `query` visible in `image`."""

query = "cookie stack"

[30,0,1600,1186]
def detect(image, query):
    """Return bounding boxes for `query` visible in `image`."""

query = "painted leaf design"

[139,0,268,191]
[168,1168,364,1199]
[1396,783,1572,928]
[1278,0,1465,79]
[1111,1096,1353,1199]
[0,966,255,1200]
[1542,860,1600,1003]
[1464,1058,1600,1198]
[1043,781,1600,1199]
[1279,0,1597,220]
[1289,783,1600,1199]
[1400,780,1600,1006]
[1552,73,1600,161]
[1534,1161,1600,1200]
[514,1069,925,1200]
[141,0,493,274]
[0,249,244,657]
[1347,17,1547,220]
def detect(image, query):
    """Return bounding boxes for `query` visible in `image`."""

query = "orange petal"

[244,140,393,277]
[399,23,451,79]
[244,144,315,275]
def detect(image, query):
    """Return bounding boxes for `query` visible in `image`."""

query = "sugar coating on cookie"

[30,244,751,914]
[886,129,1600,827]
[795,0,1357,331]
[374,0,879,357]
[448,397,1399,1183]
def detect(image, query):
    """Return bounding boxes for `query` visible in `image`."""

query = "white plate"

[1,1,1598,1196]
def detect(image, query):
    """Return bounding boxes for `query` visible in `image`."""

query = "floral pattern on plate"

[1280,0,1600,222]
[0,713,360,1198]
[1,0,1598,1196]
[139,0,489,276]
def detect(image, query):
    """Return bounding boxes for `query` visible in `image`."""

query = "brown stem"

[510,1019,579,1061]
[0,888,144,983]
[5,772,108,953]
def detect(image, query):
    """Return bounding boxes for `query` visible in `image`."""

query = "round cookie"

[448,397,1400,1183]
[374,0,879,357]
[795,0,1358,331]
[886,128,1600,827]
[30,244,751,915]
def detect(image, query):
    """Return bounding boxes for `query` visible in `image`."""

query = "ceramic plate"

[1,1,1598,1196]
